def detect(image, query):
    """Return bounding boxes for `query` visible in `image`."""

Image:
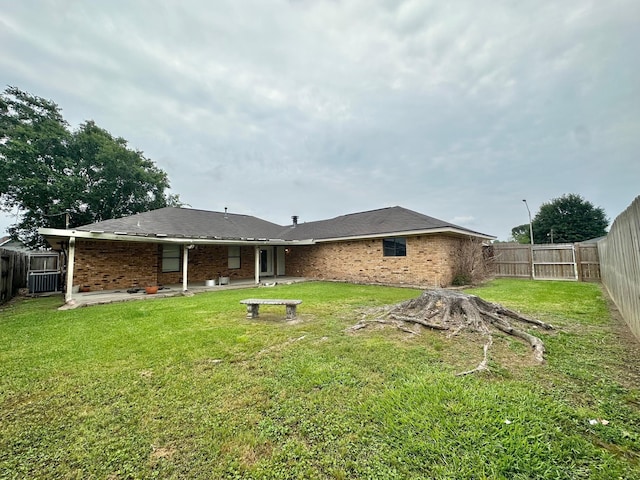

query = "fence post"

[575,244,583,282]
[8,253,15,297]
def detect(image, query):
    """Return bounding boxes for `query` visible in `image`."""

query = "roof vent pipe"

[224,207,228,219]
[292,215,298,227]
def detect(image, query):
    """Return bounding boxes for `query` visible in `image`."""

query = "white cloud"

[451,216,476,227]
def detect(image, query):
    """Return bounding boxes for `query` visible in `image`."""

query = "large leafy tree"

[0,87,180,247]
[527,194,608,244]
[68,121,179,226]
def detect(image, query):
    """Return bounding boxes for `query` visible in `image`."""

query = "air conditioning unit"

[28,272,60,294]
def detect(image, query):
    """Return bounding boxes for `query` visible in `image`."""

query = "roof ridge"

[109,206,277,224]
[159,206,259,218]
[296,206,401,225]
[337,205,399,217]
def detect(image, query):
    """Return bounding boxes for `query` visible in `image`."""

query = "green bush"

[451,273,472,286]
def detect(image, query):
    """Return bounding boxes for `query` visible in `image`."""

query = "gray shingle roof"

[279,206,490,240]
[76,207,286,240]
[73,206,492,241]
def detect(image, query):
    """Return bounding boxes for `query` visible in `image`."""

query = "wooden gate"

[492,243,600,281]
[532,244,577,280]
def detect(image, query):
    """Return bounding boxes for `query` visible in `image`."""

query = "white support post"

[65,237,76,303]
[571,244,579,281]
[182,245,189,292]
[255,246,260,284]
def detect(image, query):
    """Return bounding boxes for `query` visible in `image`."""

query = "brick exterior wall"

[157,245,256,286]
[284,234,467,287]
[72,240,257,291]
[73,240,157,290]
[72,234,473,291]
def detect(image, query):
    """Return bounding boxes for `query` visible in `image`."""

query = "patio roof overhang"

[38,227,316,250]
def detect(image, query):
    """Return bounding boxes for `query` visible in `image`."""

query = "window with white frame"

[228,246,241,269]
[383,237,407,257]
[162,244,181,272]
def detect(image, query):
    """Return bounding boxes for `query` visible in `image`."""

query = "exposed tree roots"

[347,289,553,375]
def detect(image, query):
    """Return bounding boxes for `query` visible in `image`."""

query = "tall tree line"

[0,87,180,247]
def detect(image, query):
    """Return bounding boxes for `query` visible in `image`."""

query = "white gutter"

[313,227,495,243]
[39,226,494,248]
[38,228,316,246]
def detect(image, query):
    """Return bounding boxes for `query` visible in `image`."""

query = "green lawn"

[1,280,639,479]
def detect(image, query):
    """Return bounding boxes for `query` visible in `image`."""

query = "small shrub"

[451,273,472,286]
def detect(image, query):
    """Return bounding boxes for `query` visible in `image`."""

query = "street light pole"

[522,199,534,245]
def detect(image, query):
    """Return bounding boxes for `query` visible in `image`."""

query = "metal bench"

[240,298,302,319]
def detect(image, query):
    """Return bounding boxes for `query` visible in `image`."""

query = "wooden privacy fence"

[492,243,600,282]
[598,195,640,341]
[0,248,29,304]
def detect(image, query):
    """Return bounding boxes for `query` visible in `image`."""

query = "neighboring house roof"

[281,206,492,241]
[75,207,287,240]
[0,236,31,252]
[577,236,607,244]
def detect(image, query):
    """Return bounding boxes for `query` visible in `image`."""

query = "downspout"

[65,237,76,303]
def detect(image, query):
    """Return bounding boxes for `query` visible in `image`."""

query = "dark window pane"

[396,238,407,256]
[162,244,181,272]
[383,237,407,257]
[228,246,241,269]
[383,238,396,256]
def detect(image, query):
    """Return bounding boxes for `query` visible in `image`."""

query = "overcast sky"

[1,0,638,240]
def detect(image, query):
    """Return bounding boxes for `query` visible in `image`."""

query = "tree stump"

[348,289,553,375]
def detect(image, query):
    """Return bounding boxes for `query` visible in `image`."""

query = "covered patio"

[39,214,313,306]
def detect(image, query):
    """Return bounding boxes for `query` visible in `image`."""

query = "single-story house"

[39,206,494,302]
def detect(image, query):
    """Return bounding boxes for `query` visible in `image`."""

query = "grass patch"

[1,280,639,478]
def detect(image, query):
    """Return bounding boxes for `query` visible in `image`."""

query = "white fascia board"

[314,228,495,243]
[38,228,315,246]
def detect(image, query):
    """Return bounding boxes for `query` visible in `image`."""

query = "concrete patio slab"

[59,277,308,310]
